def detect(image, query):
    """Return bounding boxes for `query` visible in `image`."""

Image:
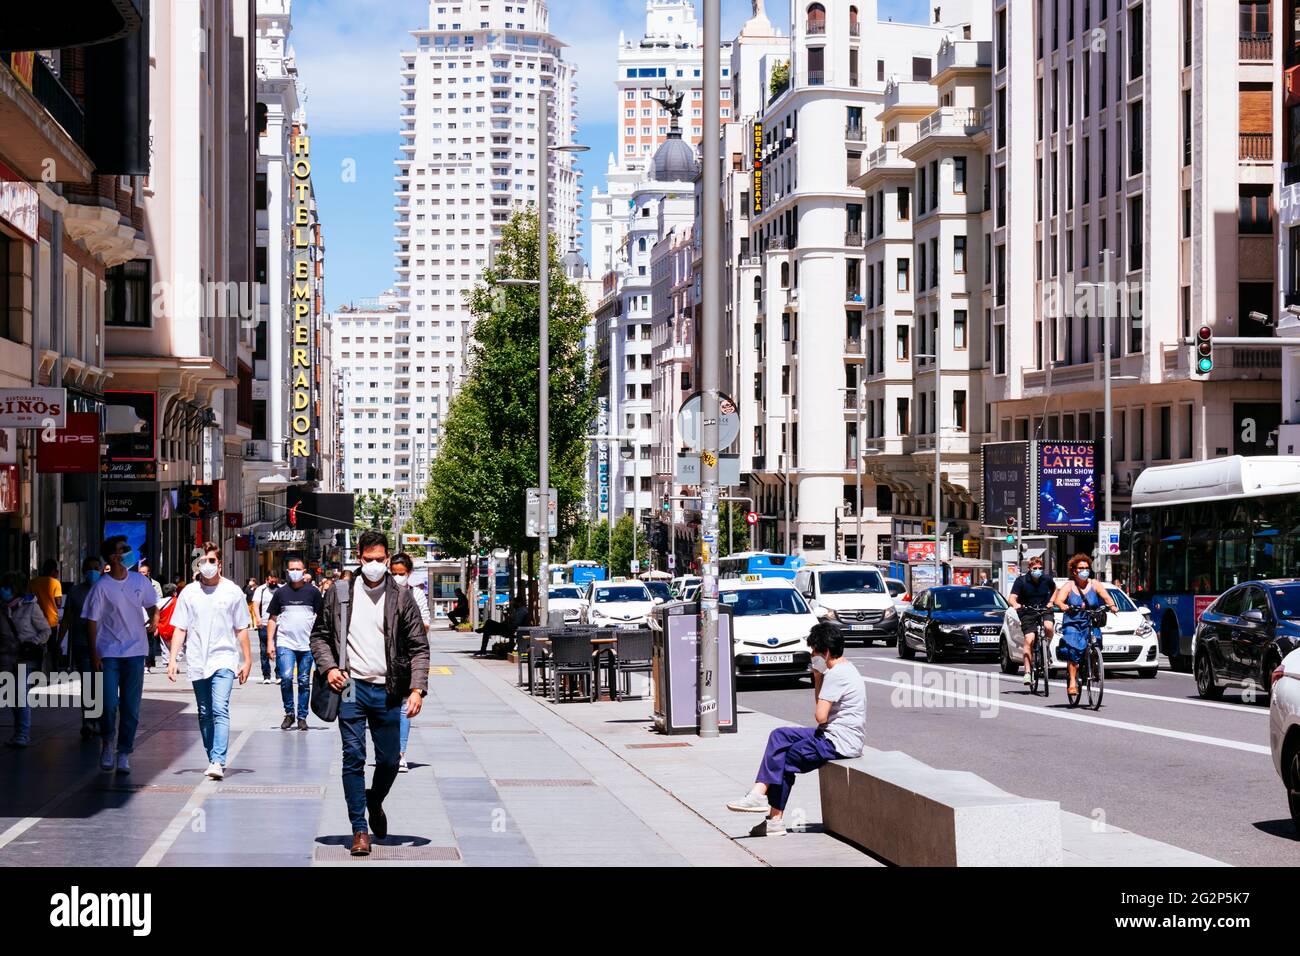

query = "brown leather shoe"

[350,831,371,857]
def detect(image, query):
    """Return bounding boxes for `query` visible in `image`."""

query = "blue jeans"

[257,627,272,680]
[276,648,313,719]
[5,665,35,738]
[755,726,841,812]
[192,669,236,766]
[99,656,146,754]
[400,709,413,754]
[339,680,401,834]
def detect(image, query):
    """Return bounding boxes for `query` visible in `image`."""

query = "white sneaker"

[726,791,771,813]
[750,817,786,837]
[398,756,409,773]
[1023,670,1032,685]
[99,743,114,772]
[115,753,131,775]
[204,762,225,780]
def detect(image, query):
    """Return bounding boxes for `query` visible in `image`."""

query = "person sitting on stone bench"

[725,622,866,836]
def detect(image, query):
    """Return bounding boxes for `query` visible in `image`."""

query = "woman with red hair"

[1051,553,1118,696]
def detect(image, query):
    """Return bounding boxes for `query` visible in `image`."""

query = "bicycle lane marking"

[852,653,1269,716]
[858,673,1271,755]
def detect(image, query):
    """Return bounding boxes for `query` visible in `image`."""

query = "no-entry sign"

[745,511,759,526]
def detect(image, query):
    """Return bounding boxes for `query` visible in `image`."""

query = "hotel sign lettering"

[290,133,316,471]
[751,122,763,216]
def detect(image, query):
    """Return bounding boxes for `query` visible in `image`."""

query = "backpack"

[157,592,180,641]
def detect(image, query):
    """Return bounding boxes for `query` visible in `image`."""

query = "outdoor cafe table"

[528,633,620,700]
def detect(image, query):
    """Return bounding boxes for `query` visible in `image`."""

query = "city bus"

[559,560,606,587]
[1129,455,1300,668]
[717,551,806,581]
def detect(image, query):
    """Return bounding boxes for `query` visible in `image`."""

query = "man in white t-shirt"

[726,623,866,836]
[167,542,252,780]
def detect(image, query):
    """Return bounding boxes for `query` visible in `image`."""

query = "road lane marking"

[135,726,257,867]
[858,674,1271,755]
[853,653,1268,716]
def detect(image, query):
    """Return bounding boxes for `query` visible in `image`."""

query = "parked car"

[644,580,673,604]
[999,581,1159,678]
[793,563,898,646]
[547,585,586,624]
[671,575,701,600]
[898,586,1009,663]
[1193,580,1300,701]
[720,576,816,681]
[582,580,656,628]
[1269,647,1300,830]
[884,577,912,615]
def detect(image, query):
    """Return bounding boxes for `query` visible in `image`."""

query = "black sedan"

[1193,580,1300,701]
[898,586,1009,663]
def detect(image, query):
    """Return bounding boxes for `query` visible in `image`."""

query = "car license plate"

[974,633,999,644]
[1104,642,1129,654]
[756,653,794,665]
[849,624,874,632]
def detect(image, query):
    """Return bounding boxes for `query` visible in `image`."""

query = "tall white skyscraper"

[391,0,580,505]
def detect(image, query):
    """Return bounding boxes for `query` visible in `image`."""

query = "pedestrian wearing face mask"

[166,542,253,780]
[389,553,431,772]
[83,537,160,773]
[310,531,429,857]
[1051,553,1119,697]
[1008,556,1057,687]
[57,556,106,739]
[726,623,866,836]
[265,555,323,731]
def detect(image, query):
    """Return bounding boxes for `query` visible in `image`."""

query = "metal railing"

[918,106,983,139]
[845,123,865,141]
[31,56,84,145]
[808,70,825,86]
[845,230,863,247]
[807,19,827,35]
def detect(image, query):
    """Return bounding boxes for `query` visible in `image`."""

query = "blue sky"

[292,0,928,310]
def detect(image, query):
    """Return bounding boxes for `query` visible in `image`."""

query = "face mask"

[85,571,101,585]
[1030,569,1043,580]
[1077,569,1091,580]
[0,588,11,601]
[392,574,409,586]
[287,569,304,584]
[199,560,220,580]
[361,561,387,583]
[119,549,138,569]
[810,654,828,674]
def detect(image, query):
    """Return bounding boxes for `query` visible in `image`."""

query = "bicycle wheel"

[1086,641,1104,710]
[1037,632,1050,698]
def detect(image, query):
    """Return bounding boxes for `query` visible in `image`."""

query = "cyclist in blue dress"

[1050,554,1117,697]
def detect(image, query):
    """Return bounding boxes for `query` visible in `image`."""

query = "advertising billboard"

[981,441,1030,527]
[1035,441,1097,532]
[103,389,157,479]
[37,411,99,474]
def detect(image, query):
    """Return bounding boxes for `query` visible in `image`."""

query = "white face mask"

[199,560,219,580]
[287,569,304,583]
[392,574,409,586]
[361,560,387,583]
[810,654,828,674]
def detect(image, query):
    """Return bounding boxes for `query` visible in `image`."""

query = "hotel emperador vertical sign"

[290,133,316,472]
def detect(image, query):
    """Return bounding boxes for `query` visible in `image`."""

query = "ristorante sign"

[290,132,316,471]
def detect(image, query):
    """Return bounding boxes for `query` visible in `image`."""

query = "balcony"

[862,141,912,175]
[807,19,827,35]
[808,70,825,86]
[844,392,860,410]
[917,106,983,140]
[768,235,794,251]
[936,39,993,75]
[1240,32,1272,61]
[850,22,861,38]
[844,229,863,247]
[845,123,866,142]
[1240,132,1272,162]
[884,80,938,113]
[0,55,93,183]
[845,337,863,355]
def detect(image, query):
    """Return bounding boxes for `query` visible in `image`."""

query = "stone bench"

[818,747,1063,866]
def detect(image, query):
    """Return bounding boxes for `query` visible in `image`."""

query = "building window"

[897,186,910,221]
[105,259,153,328]
[953,156,966,193]
[954,390,967,432]
[896,325,909,360]
[1239,185,1272,234]
[953,235,967,274]
[896,397,910,435]
[896,258,910,291]
[1128,4,1144,80]
[953,310,967,350]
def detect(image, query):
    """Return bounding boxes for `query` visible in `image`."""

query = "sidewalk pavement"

[0,623,1223,866]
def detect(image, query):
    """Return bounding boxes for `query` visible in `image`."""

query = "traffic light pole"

[1102,248,1113,583]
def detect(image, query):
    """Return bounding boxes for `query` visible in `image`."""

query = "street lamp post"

[1101,247,1114,582]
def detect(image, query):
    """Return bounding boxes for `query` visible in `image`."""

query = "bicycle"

[1018,606,1051,698]
[1066,606,1108,710]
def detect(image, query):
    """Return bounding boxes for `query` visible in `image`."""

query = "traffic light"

[1195,325,1214,376]
[1005,514,1017,544]
[661,494,670,512]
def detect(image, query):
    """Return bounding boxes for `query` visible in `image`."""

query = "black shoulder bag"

[310,581,351,722]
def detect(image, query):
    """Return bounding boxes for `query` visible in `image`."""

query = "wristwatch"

[413,688,428,698]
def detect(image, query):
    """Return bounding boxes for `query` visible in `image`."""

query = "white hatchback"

[999,581,1160,678]
[721,577,818,682]
[582,581,656,628]
[1270,647,1300,831]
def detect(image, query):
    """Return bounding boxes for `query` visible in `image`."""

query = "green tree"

[717,503,754,558]
[609,515,651,578]
[411,207,598,566]
[769,60,789,99]
[354,490,397,533]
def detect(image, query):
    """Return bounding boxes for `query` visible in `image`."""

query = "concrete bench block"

[819,748,1063,867]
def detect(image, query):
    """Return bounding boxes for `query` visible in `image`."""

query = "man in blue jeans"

[726,623,866,836]
[167,542,252,780]
[311,530,429,857]
[84,537,160,774]
[266,554,323,731]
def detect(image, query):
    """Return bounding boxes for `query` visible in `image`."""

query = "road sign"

[676,392,741,452]
[745,510,759,526]
[630,559,641,574]
[667,554,676,570]
[525,487,558,538]
[1099,520,1121,555]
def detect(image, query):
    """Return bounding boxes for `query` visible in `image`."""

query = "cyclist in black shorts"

[1008,555,1055,686]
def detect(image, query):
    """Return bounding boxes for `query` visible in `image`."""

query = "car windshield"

[721,588,809,617]
[593,586,649,603]
[645,582,671,601]
[886,580,906,598]
[930,589,1007,611]
[1105,588,1137,613]
[549,587,582,600]
[1271,585,1300,619]
[819,570,886,594]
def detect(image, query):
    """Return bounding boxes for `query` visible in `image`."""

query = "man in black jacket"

[310,530,430,857]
